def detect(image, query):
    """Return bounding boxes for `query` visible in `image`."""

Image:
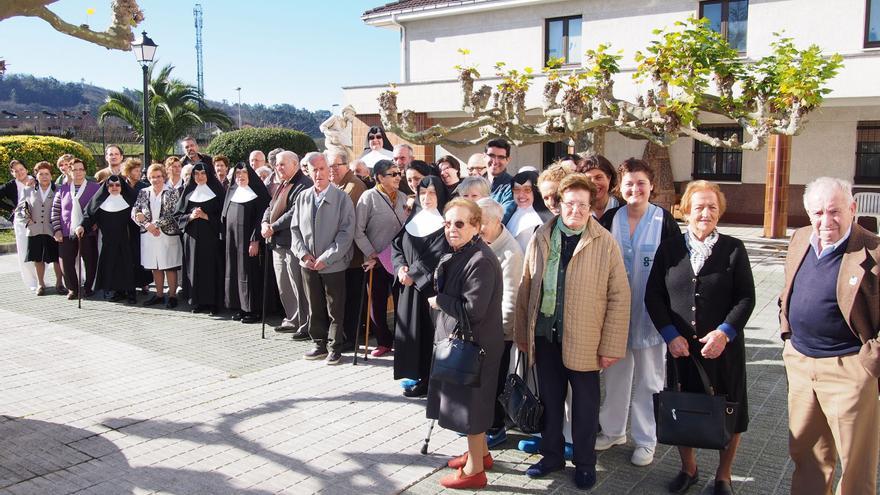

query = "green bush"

[0,135,97,182]
[205,128,317,165]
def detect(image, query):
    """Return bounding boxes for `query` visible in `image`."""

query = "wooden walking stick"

[352,268,369,365]
[363,267,374,360]
[260,240,271,340]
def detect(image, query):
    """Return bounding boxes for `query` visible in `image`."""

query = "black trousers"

[491,341,514,432]
[341,267,364,346]
[535,336,600,468]
[301,268,346,352]
[368,266,396,348]
[59,236,98,293]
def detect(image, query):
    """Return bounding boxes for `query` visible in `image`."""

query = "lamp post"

[235,87,242,128]
[131,31,157,176]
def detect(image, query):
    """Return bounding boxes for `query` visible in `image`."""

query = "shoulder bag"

[498,350,544,434]
[430,309,485,387]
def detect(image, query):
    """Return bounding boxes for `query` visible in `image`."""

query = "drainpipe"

[390,13,408,83]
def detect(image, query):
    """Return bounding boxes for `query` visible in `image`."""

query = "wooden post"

[763,134,792,238]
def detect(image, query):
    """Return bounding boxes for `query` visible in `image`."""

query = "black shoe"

[109,291,126,302]
[208,306,219,316]
[241,313,261,324]
[325,351,342,365]
[165,297,178,309]
[303,346,328,360]
[231,311,244,321]
[291,330,310,341]
[191,304,206,314]
[143,294,163,306]
[668,469,699,494]
[713,480,732,495]
[403,380,429,398]
[525,459,565,479]
[274,325,297,333]
[574,467,597,490]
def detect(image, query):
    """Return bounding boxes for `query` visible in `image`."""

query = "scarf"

[376,183,397,205]
[686,228,719,275]
[540,217,586,316]
[69,181,87,235]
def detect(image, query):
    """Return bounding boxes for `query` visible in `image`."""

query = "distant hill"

[0,73,330,138]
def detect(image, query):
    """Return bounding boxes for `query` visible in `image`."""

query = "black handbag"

[653,355,738,450]
[498,351,544,434]
[430,311,485,387]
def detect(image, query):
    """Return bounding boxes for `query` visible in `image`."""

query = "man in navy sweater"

[779,177,880,495]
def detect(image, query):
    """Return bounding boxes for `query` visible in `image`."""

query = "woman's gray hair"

[477,197,504,223]
[803,177,853,212]
[456,176,491,198]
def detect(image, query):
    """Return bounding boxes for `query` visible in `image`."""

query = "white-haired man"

[393,143,415,195]
[261,151,313,338]
[779,176,880,495]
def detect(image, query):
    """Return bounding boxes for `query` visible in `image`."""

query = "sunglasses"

[368,134,382,140]
[383,172,402,177]
[444,220,468,229]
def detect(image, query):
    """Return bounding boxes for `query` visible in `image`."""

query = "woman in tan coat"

[514,173,630,491]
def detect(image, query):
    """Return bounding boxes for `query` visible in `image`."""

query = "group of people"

[1,128,877,495]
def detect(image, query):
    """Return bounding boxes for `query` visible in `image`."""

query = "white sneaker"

[594,434,626,451]
[630,446,655,466]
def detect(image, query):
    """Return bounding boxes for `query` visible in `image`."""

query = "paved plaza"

[0,225,858,494]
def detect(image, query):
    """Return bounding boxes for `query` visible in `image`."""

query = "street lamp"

[131,31,157,175]
[235,87,242,128]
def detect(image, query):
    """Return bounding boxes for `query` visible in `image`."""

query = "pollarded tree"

[98,64,234,160]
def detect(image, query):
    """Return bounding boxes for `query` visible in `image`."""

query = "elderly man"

[291,152,356,365]
[392,143,417,195]
[485,139,516,223]
[779,177,880,495]
[262,151,314,338]
[94,144,124,183]
[478,197,524,447]
[467,153,489,178]
[181,136,213,167]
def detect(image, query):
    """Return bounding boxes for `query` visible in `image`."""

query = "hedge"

[205,128,318,165]
[0,135,97,182]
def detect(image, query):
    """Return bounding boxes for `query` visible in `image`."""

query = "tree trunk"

[574,128,606,156]
[763,134,791,238]
[643,141,675,211]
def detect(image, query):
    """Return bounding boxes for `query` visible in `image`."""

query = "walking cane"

[352,266,369,365]
[420,419,435,455]
[260,240,271,340]
[363,267,374,361]
[76,235,82,310]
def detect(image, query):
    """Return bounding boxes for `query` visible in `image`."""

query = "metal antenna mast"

[193,4,204,102]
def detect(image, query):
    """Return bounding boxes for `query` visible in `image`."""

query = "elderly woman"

[392,176,450,398]
[213,155,231,190]
[121,158,148,191]
[456,176,491,202]
[132,163,183,308]
[121,158,152,293]
[427,197,504,490]
[52,158,101,299]
[2,159,38,290]
[595,158,680,466]
[537,163,571,216]
[645,180,755,495]
[514,173,630,490]
[582,154,620,220]
[506,170,554,252]
[354,160,408,356]
[176,163,226,315]
[437,155,462,197]
[164,156,185,194]
[477,197,524,448]
[16,161,62,295]
[222,162,271,323]
[78,175,139,303]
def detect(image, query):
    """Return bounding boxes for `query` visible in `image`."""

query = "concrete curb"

[0,243,16,255]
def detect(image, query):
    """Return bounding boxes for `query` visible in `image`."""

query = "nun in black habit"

[391,175,450,397]
[176,163,226,315]
[77,175,138,303]
[221,162,271,323]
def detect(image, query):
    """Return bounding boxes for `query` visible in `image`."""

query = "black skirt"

[26,234,58,263]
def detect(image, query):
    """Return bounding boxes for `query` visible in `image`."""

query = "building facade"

[344,0,880,225]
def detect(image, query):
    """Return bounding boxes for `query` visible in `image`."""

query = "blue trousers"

[535,336,600,468]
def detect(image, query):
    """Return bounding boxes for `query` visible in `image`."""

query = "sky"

[0,0,400,111]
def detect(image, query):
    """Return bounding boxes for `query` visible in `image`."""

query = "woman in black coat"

[645,180,755,495]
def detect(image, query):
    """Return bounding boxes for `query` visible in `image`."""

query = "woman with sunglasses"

[362,126,393,154]
[427,197,504,490]
[77,175,139,303]
[354,160,409,357]
[391,175,450,398]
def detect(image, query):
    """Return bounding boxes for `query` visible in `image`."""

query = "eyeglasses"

[561,201,590,211]
[469,166,487,172]
[444,220,468,229]
[486,153,508,161]
[368,134,382,140]
[383,172,402,177]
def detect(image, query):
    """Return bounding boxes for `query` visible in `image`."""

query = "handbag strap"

[670,354,715,396]
[513,349,540,398]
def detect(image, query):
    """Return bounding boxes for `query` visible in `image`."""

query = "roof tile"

[363,0,476,17]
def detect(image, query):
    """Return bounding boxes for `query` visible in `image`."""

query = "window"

[692,126,743,181]
[855,122,880,184]
[867,0,880,48]
[545,16,582,66]
[699,0,748,52]
[542,141,569,167]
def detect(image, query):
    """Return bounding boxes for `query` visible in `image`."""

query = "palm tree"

[98,63,233,160]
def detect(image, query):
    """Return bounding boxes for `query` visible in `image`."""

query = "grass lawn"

[0,229,15,244]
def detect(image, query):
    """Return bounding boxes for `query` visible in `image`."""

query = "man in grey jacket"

[291,152,356,364]
[261,151,313,338]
